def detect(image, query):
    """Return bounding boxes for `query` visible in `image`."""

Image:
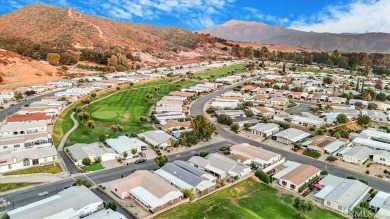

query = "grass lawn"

[303,150,321,159]
[56,64,244,147]
[0,182,37,192]
[157,178,344,219]
[4,164,62,175]
[81,163,104,171]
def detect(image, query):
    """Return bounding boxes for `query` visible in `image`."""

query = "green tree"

[190,115,216,141]
[73,179,92,188]
[245,109,254,117]
[255,170,271,184]
[357,114,371,126]
[154,155,168,167]
[99,134,107,142]
[324,104,333,112]
[82,157,91,166]
[231,123,240,133]
[14,91,24,101]
[104,201,117,211]
[86,120,95,133]
[46,53,61,65]
[182,189,194,201]
[377,92,386,101]
[336,113,349,124]
[199,151,209,157]
[354,101,363,110]
[368,103,378,110]
[293,197,314,217]
[111,125,118,133]
[323,76,333,84]
[131,148,138,156]
[217,114,233,125]
[123,151,128,158]
[375,78,383,90]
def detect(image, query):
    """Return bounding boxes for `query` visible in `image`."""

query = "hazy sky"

[1,0,389,33]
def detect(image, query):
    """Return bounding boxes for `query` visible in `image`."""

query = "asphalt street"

[0,89,66,121]
[0,141,232,212]
[190,80,390,193]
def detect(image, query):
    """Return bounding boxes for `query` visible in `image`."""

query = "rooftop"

[273,128,311,142]
[230,143,280,162]
[106,136,147,154]
[6,113,51,123]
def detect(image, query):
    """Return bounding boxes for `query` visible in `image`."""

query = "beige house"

[109,170,183,212]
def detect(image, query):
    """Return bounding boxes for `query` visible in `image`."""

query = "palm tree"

[341,81,347,94]
[324,104,333,112]
[86,120,95,133]
[332,85,337,96]
[146,94,153,99]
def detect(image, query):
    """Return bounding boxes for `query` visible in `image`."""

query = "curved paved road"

[190,81,390,192]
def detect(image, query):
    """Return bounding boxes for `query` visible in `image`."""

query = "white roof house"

[352,128,390,152]
[188,153,251,180]
[342,146,373,165]
[370,191,390,213]
[66,142,116,165]
[7,186,104,219]
[154,112,186,125]
[290,115,325,129]
[109,170,183,212]
[106,136,147,158]
[361,110,388,122]
[370,150,390,166]
[229,143,283,170]
[138,130,174,149]
[273,128,311,145]
[248,123,280,137]
[0,121,47,137]
[154,160,216,194]
[315,175,371,214]
[0,146,58,174]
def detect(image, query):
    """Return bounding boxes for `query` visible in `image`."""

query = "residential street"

[0,89,66,121]
[189,80,390,193]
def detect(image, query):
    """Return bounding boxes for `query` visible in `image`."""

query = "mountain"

[0,50,65,90]
[200,20,390,53]
[0,5,227,65]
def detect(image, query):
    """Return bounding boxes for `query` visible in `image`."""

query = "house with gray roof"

[7,186,104,219]
[371,150,390,166]
[342,146,373,165]
[248,123,280,137]
[154,160,216,194]
[66,142,116,166]
[106,136,147,158]
[138,130,174,149]
[314,175,371,214]
[370,191,390,213]
[273,128,311,145]
[188,153,251,180]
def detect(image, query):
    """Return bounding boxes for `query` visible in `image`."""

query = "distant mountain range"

[200,20,390,53]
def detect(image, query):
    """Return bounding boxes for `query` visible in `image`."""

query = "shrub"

[230,123,240,133]
[183,189,194,201]
[255,170,271,184]
[326,156,338,162]
[309,127,315,131]
[199,151,209,157]
[320,170,328,175]
[82,158,91,166]
[217,114,233,126]
[365,170,370,174]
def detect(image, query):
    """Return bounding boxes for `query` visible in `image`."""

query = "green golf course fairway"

[157,178,344,219]
[91,111,118,120]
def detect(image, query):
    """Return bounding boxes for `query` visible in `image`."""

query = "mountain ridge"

[200,20,390,53]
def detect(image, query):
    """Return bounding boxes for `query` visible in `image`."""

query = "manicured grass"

[4,164,62,175]
[196,64,245,79]
[303,150,321,159]
[157,178,344,219]
[0,182,37,192]
[58,64,244,146]
[91,111,118,120]
[81,163,104,171]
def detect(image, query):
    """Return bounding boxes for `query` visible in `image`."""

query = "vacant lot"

[157,178,344,219]
[4,164,62,175]
[0,182,37,192]
[55,64,244,147]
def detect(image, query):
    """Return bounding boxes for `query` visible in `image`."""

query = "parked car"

[141,146,147,150]
[139,152,146,157]
[135,159,147,164]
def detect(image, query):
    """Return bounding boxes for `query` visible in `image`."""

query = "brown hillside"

[0,50,65,90]
[0,4,224,61]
